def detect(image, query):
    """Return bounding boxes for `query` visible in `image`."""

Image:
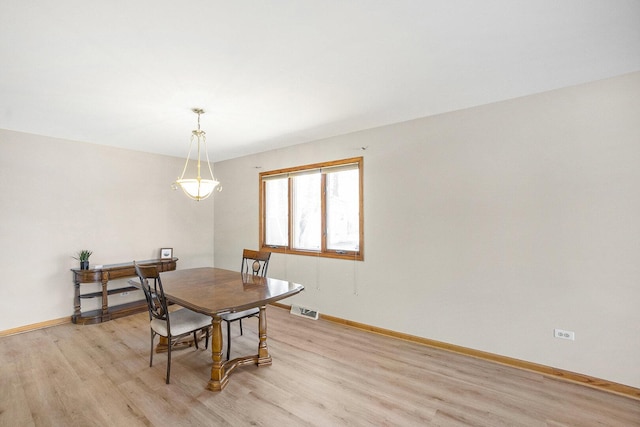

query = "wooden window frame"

[259,157,364,261]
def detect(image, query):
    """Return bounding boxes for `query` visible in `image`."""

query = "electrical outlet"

[554,328,575,341]
[120,291,130,296]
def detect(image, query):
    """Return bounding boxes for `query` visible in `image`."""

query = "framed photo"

[160,248,173,259]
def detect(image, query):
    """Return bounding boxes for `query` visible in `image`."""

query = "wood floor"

[1,306,638,427]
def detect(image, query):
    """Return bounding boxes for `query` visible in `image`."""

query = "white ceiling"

[1,1,639,161]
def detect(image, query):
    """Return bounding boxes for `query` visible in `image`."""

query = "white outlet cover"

[554,329,575,340]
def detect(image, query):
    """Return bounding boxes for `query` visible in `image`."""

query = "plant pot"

[80,260,89,270]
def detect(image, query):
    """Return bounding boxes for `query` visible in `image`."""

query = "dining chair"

[134,262,211,384]
[221,249,271,360]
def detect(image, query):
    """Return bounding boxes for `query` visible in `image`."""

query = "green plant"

[74,250,93,261]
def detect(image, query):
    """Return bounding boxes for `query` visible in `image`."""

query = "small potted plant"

[74,250,93,270]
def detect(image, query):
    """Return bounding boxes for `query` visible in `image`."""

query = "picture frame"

[160,248,173,259]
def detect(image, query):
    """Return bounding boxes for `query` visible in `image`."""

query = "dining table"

[159,267,305,391]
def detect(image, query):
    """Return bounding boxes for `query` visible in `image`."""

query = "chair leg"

[205,327,210,350]
[226,320,231,361]
[166,337,172,384]
[194,331,199,349]
[149,330,154,367]
[239,318,244,335]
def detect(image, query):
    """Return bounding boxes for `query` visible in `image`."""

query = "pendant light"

[174,108,220,201]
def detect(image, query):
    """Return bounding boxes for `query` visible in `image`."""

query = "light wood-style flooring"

[1,306,638,426]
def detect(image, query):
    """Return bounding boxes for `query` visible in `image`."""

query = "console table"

[71,258,178,325]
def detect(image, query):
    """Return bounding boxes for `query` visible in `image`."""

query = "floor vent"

[290,304,319,320]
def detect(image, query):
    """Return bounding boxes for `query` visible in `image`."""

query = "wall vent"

[290,304,319,320]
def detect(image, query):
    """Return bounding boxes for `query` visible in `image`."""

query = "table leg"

[100,274,111,321]
[257,305,272,366]
[72,281,81,323]
[207,307,271,391]
[207,316,228,391]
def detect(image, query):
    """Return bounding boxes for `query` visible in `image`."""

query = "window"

[260,157,363,260]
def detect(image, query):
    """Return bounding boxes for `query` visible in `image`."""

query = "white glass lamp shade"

[176,178,219,201]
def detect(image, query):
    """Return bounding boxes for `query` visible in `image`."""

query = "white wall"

[214,72,640,388]
[0,130,214,331]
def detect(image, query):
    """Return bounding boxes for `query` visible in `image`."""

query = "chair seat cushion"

[151,308,211,337]
[221,307,259,322]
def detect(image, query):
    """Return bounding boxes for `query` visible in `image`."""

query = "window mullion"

[259,179,264,248]
[321,173,327,253]
[287,176,293,251]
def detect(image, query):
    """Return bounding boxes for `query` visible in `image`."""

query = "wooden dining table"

[159,267,304,391]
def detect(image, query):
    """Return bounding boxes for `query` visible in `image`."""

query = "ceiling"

[1,1,639,162]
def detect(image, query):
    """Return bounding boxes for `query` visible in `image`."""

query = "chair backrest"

[134,262,169,323]
[241,249,271,277]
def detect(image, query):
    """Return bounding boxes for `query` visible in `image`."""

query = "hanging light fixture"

[173,108,221,201]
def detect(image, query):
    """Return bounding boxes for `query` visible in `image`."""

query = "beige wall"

[214,72,640,388]
[0,131,214,330]
[2,71,638,389]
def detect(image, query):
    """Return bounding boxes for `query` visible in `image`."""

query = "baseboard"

[0,317,71,337]
[270,302,640,401]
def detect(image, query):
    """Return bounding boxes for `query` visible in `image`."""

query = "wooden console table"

[71,258,178,325]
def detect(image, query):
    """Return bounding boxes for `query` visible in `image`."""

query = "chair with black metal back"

[133,262,211,384]
[221,249,271,360]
